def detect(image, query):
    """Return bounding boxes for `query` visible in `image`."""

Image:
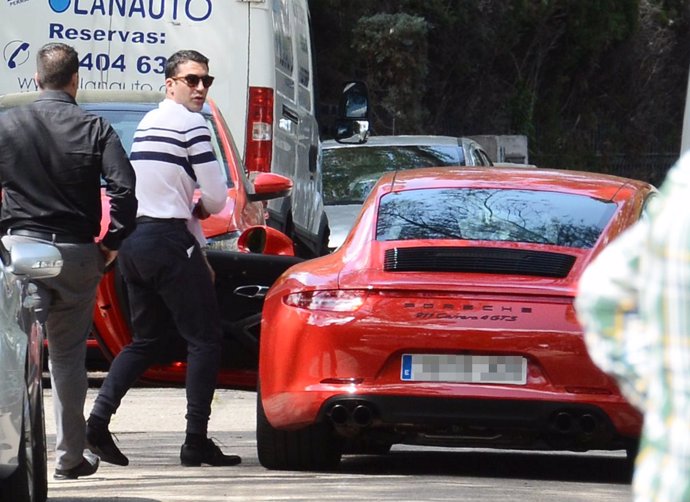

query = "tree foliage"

[309,0,690,183]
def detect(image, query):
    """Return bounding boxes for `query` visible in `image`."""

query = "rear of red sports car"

[257,167,654,470]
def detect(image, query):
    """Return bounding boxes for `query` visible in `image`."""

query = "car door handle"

[233,285,270,299]
[282,105,299,124]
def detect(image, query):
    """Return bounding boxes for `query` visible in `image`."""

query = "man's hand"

[192,200,211,220]
[98,242,118,268]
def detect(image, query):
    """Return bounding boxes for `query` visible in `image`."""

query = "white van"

[0,0,328,256]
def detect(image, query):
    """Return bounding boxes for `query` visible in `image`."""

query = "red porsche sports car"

[256,166,656,470]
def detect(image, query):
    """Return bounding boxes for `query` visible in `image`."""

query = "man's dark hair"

[165,50,209,78]
[36,43,79,89]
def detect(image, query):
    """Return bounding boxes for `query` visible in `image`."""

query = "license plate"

[400,354,527,384]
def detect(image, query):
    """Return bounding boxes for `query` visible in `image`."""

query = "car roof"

[375,166,654,200]
[322,135,469,149]
[0,89,165,108]
[0,89,219,115]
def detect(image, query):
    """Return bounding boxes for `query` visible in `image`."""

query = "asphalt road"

[44,387,634,502]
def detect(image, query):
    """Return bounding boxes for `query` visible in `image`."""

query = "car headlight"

[205,231,241,252]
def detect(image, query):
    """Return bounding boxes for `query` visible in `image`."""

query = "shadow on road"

[340,448,633,484]
[49,499,160,502]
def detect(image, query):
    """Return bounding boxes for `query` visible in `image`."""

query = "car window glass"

[479,150,492,166]
[203,114,232,187]
[99,110,141,154]
[376,188,617,248]
[322,145,463,205]
[471,148,484,166]
[211,105,249,187]
[95,109,232,188]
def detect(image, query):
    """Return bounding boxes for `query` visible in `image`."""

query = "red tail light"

[284,290,368,312]
[245,86,274,173]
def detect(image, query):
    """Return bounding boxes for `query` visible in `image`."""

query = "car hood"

[324,204,362,250]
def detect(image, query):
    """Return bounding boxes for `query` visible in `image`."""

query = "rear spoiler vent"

[384,247,576,278]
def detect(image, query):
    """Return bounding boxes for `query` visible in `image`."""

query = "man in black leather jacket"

[0,42,137,480]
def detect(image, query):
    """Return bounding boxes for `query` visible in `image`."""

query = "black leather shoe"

[54,455,99,480]
[180,438,241,467]
[86,424,129,466]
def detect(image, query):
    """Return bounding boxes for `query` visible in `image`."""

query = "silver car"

[0,239,62,502]
[321,135,494,249]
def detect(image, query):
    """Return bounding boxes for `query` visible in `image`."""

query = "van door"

[289,0,321,241]
[265,0,322,253]
[268,0,299,213]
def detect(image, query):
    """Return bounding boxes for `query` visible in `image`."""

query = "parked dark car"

[0,239,62,502]
[321,135,494,249]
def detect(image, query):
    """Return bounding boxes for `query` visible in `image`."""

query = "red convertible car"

[83,91,301,388]
[1,90,301,387]
[256,166,656,470]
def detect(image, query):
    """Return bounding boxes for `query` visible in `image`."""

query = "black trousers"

[92,219,222,435]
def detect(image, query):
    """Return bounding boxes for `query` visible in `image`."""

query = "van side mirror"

[335,81,370,144]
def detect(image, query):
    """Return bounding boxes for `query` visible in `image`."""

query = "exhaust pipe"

[579,414,597,434]
[553,412,574,433]
[329,404,349,425]
[352,404,373,427]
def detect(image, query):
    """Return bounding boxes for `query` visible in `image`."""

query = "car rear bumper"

[262,387,641,453]
[317,394,639,452]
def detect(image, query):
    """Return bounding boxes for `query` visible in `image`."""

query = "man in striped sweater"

[85,50,241,468]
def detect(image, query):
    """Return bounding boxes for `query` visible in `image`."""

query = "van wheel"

[256,385,342,471]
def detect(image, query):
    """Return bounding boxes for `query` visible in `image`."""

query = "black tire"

[0,388,47,502]
[626,437,640,464]
[256,386,342,471]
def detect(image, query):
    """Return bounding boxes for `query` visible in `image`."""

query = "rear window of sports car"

[376,188,617,248]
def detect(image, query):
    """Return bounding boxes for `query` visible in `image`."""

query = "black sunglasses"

[171,73,215,88]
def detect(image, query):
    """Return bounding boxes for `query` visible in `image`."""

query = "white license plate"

[400,354,527,385]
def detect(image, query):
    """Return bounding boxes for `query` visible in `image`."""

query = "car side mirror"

[334,81,370,144]
[237,226,295,256]
[247,172,293,202]
[3,241,63,279]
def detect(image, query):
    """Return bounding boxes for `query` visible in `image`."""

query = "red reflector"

[245,87,274,173]
[320,378,364,385]
[565,387,612,395]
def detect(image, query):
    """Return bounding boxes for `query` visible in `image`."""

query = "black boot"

[86,416,129,466]
[180,438,241,467]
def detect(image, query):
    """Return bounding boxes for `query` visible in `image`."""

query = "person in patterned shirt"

[575,152,690,502]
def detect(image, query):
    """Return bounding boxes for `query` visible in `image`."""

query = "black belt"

[136,216,186,224]
[7,229,94,244]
